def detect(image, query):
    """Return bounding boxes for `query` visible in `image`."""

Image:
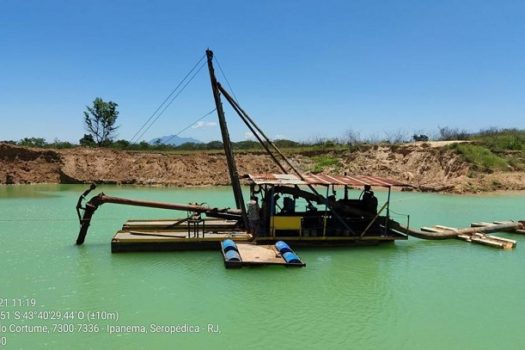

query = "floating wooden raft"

[421,220,521,249]
[221,240,305,268]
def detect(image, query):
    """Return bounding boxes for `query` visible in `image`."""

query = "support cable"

[130,54,205,143]
[159,108,217,145]
[221,91,287,173]
[221,88,318,207]
[134,60,206,142]
[215,55,238,101]
[218,85,302,177]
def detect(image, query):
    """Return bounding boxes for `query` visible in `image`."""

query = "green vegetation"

[79,134,96,147]
[451,144,508,171]
[471,128,525,152]
[449,128,525,172]
[17,137,47,148]
[311,155,341,173]
[0,137,345,154]
[11,137,74,149]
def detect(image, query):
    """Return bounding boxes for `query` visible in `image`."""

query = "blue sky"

[1,0,524,143]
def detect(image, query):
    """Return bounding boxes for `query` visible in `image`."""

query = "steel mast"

[206,49,248,228]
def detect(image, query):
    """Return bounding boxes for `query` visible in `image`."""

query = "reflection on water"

[0,185,524,349]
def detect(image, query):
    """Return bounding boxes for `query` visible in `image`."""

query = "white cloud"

[274,134,286,140]
[244,131,255,140]
[192,121,217,129]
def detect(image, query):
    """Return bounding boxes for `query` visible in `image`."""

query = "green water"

[1,185,524,349]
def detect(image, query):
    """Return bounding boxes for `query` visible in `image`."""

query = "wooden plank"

[456,231,515,249]
[486,235,517,245]
[470,222,494,228]
[460,222,520,235]
[236,244,284,264]
[434,225,458,232]
[493,221,515,225]
[421,227,443,233]
[456,234,471,242]
[470,236,505,249]
[485,235,516,250]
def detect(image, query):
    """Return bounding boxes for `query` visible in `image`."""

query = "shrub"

[311,155,340,173]
[452,144,508,171]
[18,137,47,148]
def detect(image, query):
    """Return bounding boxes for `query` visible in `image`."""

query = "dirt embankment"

[0,144,281,186]
[1,143,524,193]
[312,144,525,193]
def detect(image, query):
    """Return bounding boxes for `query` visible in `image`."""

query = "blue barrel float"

[224,249,241,262]
[221,239,242,267]
[282,251,301,264]
[275,240,293,254]
[222,239,239,253]
[275,241,303,265]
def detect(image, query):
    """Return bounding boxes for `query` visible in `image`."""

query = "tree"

[112,139,131,149]
[138,141,150,149]
[83,97,119,146]
[274,139,299,148]
[206,140,223,149]
[79,134,96,147]
[18,137,47,148]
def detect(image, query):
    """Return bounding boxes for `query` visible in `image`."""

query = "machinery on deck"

[245,173,408,245]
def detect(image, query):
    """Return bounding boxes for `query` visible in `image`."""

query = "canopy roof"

[247,173,408,188]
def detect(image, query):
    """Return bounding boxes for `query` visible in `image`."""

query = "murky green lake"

[1,185,524,349]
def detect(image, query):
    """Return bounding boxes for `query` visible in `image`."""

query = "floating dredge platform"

[75,49,411,265]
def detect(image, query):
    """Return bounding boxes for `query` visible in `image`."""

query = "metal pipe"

[75,192,241,245]
[96,194,215,212]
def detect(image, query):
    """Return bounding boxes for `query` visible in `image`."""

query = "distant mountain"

[149,135,202,146]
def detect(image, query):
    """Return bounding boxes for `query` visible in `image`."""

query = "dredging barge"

[75,50,525,266]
